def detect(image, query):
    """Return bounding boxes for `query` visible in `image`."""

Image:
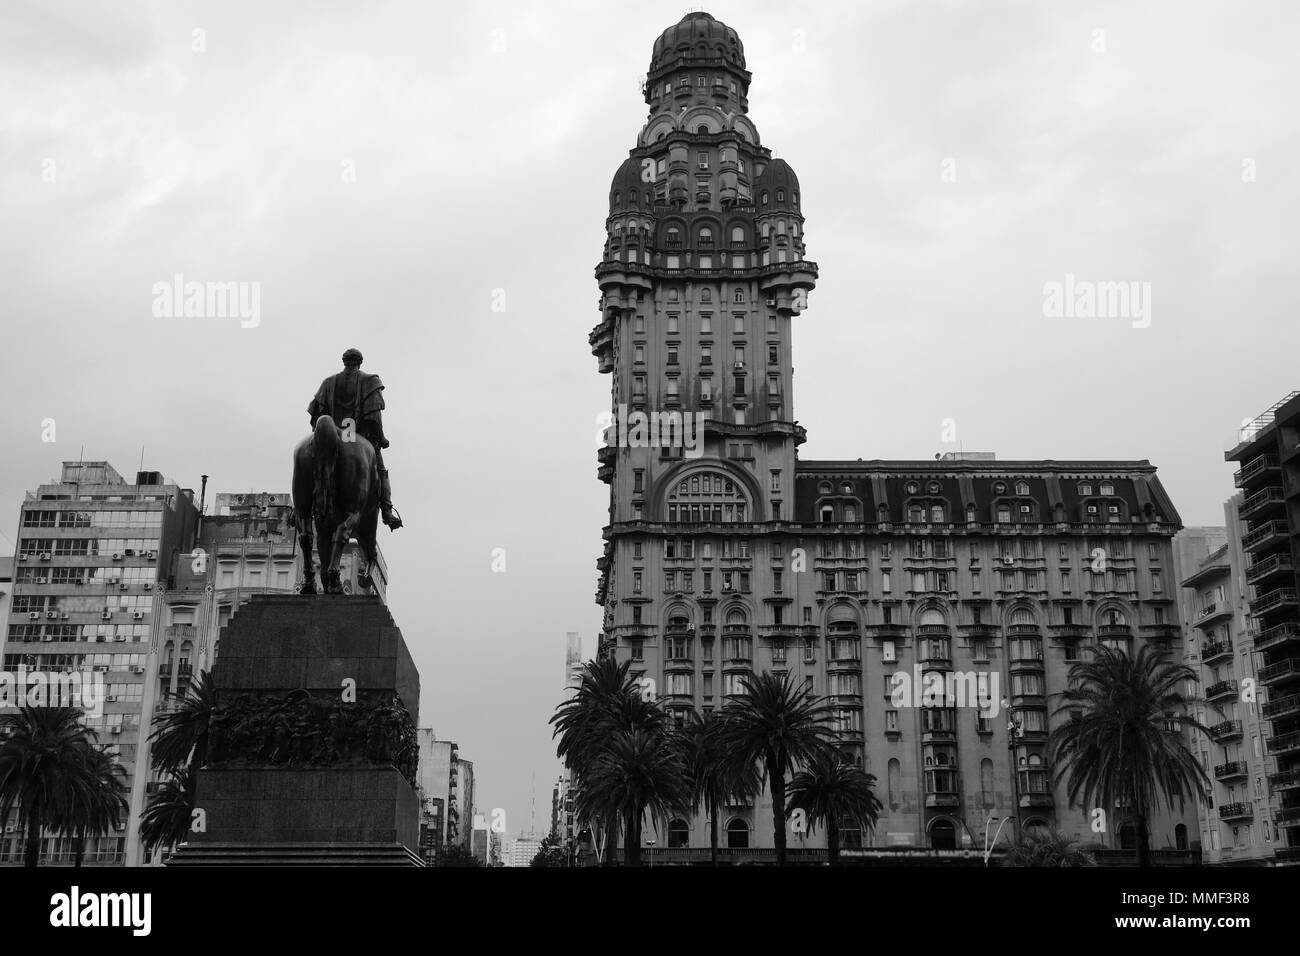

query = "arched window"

[666,471,747,523]
[1015,481,1030,496]
[668,820,690,848]
[777,218,787,235]
[909,506,924,523]
[1078,482,1092,496]
[1118,823,1137,850]
[731,226,744,243]
[930,504,945,522]
[700,287,711,302]
[699,226,713,246]
[919,608,945,627]
[818,481,833,494]
[1103,608,1127,626]
[1175,824,1188,851]
[840,482,853,495]
[887,758,901,809]
[666,226,680,245]
[760,191,769,206]
[726,608,747,626]
[733,288,745,303]
[726,818,750,848]
[1009,607,1034,626]
[761,221,770,237]
[1100,482,1114,496]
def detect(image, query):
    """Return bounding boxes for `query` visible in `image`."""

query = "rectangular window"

[1152,571,1162,593]
[971,571,981,592]
[882,571,891,593]
[667,314,679,333]
[1061,571,1071,593]
[700,313,712,333]
[633,572,642,593]
[880,543,892,560]
[773,570,783,593]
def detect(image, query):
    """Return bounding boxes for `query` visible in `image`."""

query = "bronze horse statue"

[292,415,380,594]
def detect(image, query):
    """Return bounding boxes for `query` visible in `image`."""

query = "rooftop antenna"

[139,445,145,475]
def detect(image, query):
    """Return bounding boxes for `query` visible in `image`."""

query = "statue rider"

[308,348,403,530]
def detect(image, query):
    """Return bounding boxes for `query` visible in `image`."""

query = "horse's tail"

[313,416,339,519]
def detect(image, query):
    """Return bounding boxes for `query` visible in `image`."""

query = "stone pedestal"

[168,595,423,866]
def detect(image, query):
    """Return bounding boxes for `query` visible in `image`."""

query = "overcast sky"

[2,0,1297,839]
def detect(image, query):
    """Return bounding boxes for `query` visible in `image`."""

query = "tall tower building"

[2,461,199,866]
[590,13,1197,861]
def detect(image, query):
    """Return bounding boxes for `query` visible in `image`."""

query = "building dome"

[649,12,746,76]
[609,155,650,213]
[755,158,800,211]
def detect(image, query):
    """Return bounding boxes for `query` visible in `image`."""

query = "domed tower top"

[755,158,801,212]
[608,155,652,215]
[649,12,746,74]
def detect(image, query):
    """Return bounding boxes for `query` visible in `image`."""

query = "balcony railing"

[1241,486,1286,517]
[1200,640,1232,663]
[1208,720,1243,741]
[1267,731,1300,755]
[1194,603,1232,626]
[1205,679,1238,700]
[1218,802,1252,820]
[1247,553,1295,584]
[1260,658,1300,685]
[1242,520,1289,551]
[1268,769,1300,790]
[1251,588,1298,616]
[1233,455,1280,488]
[1255,623,1300,651]
[1214,761,1248,780]
[1263,694,1300,720]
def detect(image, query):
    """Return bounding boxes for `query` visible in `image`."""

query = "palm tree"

[138,767,196,860]
[679,710,759,865]
[0,707,98,867]
[571,727,691,866]
[148,669,215,774]
[551,657,667,864]
[1000,826,1099,867]
[1048,644,1210,867]
[786,753,883,865]
[719,671,840,866]
[63,746,130,867]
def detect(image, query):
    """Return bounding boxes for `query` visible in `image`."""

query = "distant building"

[457,758,475,850]
[471,821,490,865]
[509,834,544,867]
[1225,390,1300,864]
[2,461,199,866]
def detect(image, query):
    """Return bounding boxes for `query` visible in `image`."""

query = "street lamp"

[646,837,655,870]
[984,814,1013,866]
[1003,700,1024,855]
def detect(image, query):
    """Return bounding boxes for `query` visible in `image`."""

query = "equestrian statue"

[292,348,403,595]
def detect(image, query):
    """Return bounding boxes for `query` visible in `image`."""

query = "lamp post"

[646,837,655,869]
[984,814,1013,866]
[1003,698,1024,856]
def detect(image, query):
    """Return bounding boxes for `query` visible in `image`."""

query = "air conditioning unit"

[93,665,109,672]
[119,583,130,591]
[3,823,15,834]
[132,612,144,621]
[146,551,157,560]
[112,553,123,561]
[60,613,69,620]
[131,666,145,674]
[46,611,57,619]
[39,552,52,561]
[110,726,123,735]
[1002,556,1014,566]
[28,611,39,620]
[114,633,128,641]
[40,635,54,643]
[733,361,746,369]
[101,611,113,620]
[17,554,27,562]
[142,583,152,591]
[106,577,120,585]
[105,695,119,703]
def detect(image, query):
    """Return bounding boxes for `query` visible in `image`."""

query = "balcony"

[1274,801,1300,824]
[1214,761,1248,781]
[1240,486,1286,519]
[1200,640,1234,664]
[1248,553,1296,587]
[1269,769,1300,791]
[1193,603,1233,628]
[1208,720,1243,742]
[1233,454,1280,488]
[1268,731,1300,755]
[1205,679,1238,701]
[1019,793,1055,809]
[1263,693,1300,720]
[1242,520,1289,553]
[1255,623,1300,652]
[1251,588,1298,616]
[1097,623,1133,638]
[1218,802,1253,821]
[1260,658,1300,686]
